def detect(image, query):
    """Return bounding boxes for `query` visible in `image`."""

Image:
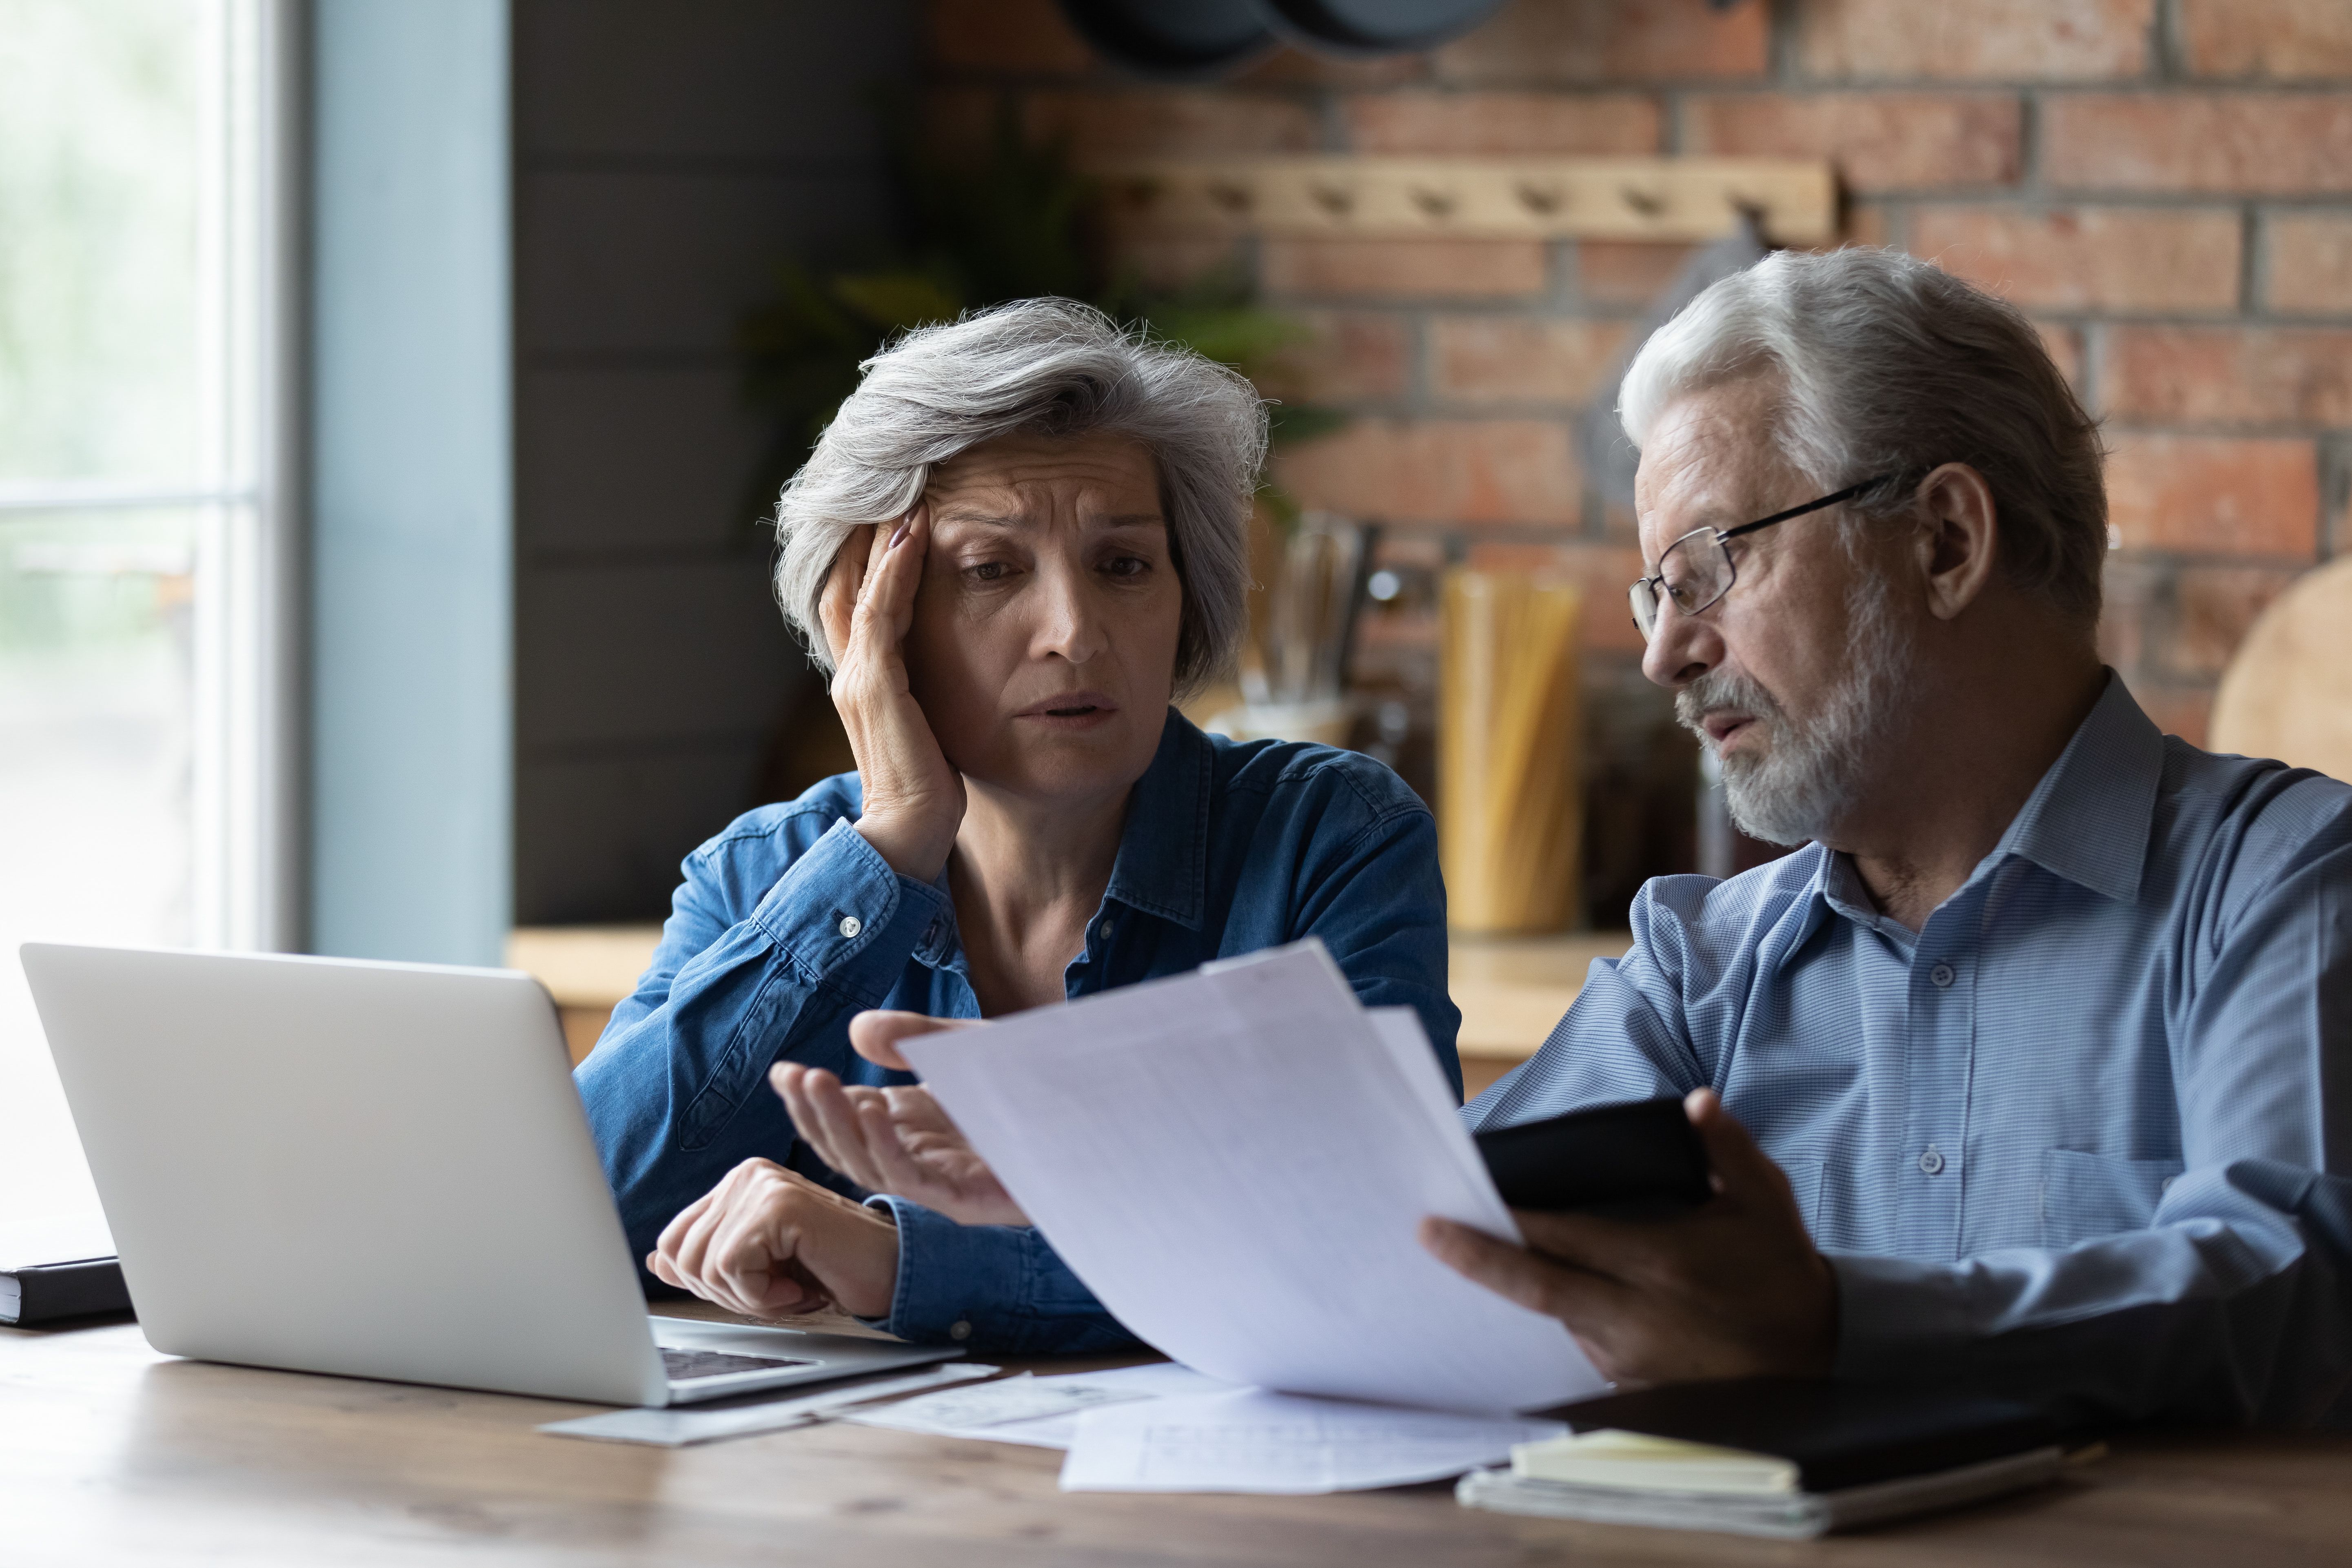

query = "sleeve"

[1462,875,1715,1131]
[575,818,954,1269]
[872,770,1463,1353]
[1831,832,2352,1426]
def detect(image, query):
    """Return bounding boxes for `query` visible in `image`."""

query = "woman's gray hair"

[1619,246,2107,626]
[772,297,1268,695]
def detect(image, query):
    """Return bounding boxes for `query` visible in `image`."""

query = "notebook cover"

[0,1257,132,1326]
[1528,1378,2061,1494]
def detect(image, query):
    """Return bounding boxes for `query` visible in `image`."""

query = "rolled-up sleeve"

[577,818,953,1265]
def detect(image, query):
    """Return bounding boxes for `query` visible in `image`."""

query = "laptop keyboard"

[661,1347,814,1382]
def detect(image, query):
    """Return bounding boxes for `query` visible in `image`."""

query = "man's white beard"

[1676,570,1915,849]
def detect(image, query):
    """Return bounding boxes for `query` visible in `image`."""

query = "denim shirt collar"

[1100,708,1214,932]
[1795,669,2163,965]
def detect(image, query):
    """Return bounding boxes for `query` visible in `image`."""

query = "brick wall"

[926,0,2352,903]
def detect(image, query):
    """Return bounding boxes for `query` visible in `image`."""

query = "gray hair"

[772,298,1268,695]
[1619,246,2107,626]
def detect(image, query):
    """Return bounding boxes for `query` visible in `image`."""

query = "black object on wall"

[1057,0,1507,76]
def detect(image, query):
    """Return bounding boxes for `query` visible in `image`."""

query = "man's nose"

[1640,594,1717,690]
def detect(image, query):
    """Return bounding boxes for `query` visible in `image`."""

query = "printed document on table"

[1059,1389,1567,1494]
[899,942,1606,1414]
[850,1363,1231,1449]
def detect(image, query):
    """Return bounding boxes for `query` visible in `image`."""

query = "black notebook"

[0,1216,131,1326]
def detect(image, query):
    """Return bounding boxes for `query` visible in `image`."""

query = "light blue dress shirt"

[1469,674,2352,1425]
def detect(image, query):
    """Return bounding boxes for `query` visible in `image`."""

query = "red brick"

[1796,0,2153,80]
[1261,238,1549,301]
[1259,310,1412,404]
[2045,93,2352,194]
[2101,326,2352,423]
[2128,682,2214,746]
[2034,320,2085,391]
[1429,317,1631,406]
[1462,541,1649,651]
[1098,227,1249,293]
[1021,90,1319,157]
[2180,0,2352,80]
[2170,564,2302,678]
[1909,206,2241,313]
[1433,0,1768,84]
[2096,552,2163,672]
[1275,419,1580,526]
[1343,91,1661,155]
[1238,49,1429,88]
[2103,433,2320,558]
[2267,214,2352,314]
[1683,92,2021,192]
[1576,241,1695,306]
[927,0,1095,75]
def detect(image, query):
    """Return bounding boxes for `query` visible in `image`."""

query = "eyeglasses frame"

[1627,474,1899,641]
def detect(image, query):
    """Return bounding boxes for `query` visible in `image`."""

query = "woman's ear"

[1912,463,2000,621]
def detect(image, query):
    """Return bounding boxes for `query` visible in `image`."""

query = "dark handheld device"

[1474,1096,1713,1214]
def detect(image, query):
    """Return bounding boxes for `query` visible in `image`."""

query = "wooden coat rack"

[1085,156,1837,245]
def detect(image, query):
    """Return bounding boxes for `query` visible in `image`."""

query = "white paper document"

[1059,1389,1567,1494]
[898,942,1606,1414]
[850,1362,1230,1449]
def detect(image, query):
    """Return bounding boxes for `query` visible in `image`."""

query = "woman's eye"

[1104,555,1150,579]
[967,561,1010,583]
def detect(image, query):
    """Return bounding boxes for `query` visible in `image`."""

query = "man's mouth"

[1703,712,1755,747]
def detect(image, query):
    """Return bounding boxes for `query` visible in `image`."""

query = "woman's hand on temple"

[817,511,965,882]
[771,1011,1029,1227]
[646,1159,900,1320]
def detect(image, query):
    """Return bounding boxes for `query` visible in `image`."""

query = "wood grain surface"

[4,1309,2348,1567]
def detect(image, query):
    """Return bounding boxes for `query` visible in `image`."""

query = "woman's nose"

[1032,565,1109,665]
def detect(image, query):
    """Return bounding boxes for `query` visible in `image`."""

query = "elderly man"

[1417,246,2351,1425]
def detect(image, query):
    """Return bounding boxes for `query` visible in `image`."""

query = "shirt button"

[1918,1145,1946,1176]
[1100,919,1115,940]
[838,916,863,939]
[948,1320,972,1342]
[1929,961,1955,989]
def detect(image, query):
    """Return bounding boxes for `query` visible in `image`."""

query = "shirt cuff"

[1828,1251,1974,1381]
[750,818,953,1009]
[858,1195,1034,1346]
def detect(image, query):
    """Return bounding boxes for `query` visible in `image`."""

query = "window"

[0,0,293,1225]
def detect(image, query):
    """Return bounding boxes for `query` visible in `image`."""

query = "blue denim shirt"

[1471,675,2352,1425]
[576,709,1458,1353]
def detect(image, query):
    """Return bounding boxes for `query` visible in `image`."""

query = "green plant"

[734,106,1338,528]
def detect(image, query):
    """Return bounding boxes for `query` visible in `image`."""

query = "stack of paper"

[897,942,1606,1417]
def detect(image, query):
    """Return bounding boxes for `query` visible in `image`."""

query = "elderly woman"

[577,299,1457,1353]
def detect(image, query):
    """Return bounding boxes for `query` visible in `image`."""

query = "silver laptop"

[18,943,959,1406]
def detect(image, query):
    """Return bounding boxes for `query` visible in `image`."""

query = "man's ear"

[1910,463,2000,621]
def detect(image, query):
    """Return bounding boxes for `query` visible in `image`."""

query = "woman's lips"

[1018,692,1120,728]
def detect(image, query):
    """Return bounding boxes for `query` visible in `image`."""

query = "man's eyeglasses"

[1627,475,1896,642]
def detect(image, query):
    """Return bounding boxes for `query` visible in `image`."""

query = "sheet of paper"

[899,942,1606,1414]
[537,1362,995,1447]
[850,1362,1231,1449]
[1059,1389,1568,1494]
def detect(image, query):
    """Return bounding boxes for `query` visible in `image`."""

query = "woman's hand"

[818,512,965,882]
[770,1011,1030,1227]
[646,1159,901,1320]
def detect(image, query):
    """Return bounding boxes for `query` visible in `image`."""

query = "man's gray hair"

[772,297,1268,695]
[1619,247,2107,625]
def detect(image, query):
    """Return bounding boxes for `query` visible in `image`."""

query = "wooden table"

[506,925,1633,1097]
[4,1308,2348,1566]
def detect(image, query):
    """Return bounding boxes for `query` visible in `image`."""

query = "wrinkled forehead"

[925,431,1160,518]
[1631,381,1794,563]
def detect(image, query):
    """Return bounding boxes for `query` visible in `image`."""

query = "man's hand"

[770,1011,1028,1226]
[1421,1090,1837,1384]
[647,1159,900,1320]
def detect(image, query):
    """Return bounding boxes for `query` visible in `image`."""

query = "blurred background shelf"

[508,923,1631,1098]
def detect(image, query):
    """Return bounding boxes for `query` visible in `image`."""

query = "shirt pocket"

[2039,1149,2184,1249]
[1777,1157,1826,1240]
